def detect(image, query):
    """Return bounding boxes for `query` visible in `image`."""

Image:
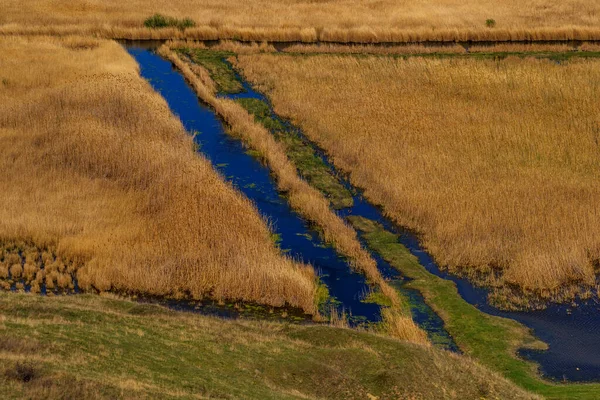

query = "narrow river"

[126,43,600,383]
[126,45,456,349]
[255,96,600,382]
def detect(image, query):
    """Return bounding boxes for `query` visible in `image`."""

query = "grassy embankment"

[1,0,600,43]
[0,293,539,400]
[234,53,600,311]
[0,36,318,314]
[161,45,428,344]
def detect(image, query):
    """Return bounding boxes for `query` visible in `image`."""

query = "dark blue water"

[127,46,382,325]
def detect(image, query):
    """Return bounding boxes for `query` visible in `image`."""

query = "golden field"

[0,36,317,313]
[1,0,600,42]
[234,53,600,307]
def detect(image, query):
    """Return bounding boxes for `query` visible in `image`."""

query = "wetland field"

[233,52,600,310]
[2,2,600,399]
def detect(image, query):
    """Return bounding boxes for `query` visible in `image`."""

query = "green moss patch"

[177,48,243,94]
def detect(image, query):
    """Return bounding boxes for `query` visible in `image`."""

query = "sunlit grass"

[0,293,539,399]
[1,0,600,42]
[234,53,600,309]
[0,36,317,313]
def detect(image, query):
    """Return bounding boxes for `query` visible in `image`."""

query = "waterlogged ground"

[127,45,459,351]
[127,43,600,389]
[128,46,382,326]
[402,232,600,382]
[222,54,600,383]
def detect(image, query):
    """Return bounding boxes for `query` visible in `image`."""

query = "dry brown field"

[1,0,600,42]
[0,36,317,312]
[234,53,600,308]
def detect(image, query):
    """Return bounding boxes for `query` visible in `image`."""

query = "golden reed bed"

[234,53,600,308]
[1,0,600,43]
[167,40,600,58]
[0,36,317,313]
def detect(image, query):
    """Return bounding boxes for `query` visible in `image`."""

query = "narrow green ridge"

[347,215,600,399]
[362,288,394,307]
[176,48,243,94]
[236,97,353,209]
[395,283,457,350]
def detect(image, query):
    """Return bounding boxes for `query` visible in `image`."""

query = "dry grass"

[0,36,317,313]
[468,43,578,53]
[162,46,428,342]
[168,41,599,56]
[167,39,276,54]
[1,0,600,43]
[580,42,600,51]
[235,53,600,308]
[283,43,466,55]
[0,243,78,294]
[209,40,276,54]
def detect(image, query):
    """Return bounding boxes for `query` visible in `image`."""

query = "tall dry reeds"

[2,0,600,43]
[282,43,466,55]
[167,40,276,54]
[0,36,317,313]
[467,43,577,53]
[162,46,429,343]
[235,53,600,307]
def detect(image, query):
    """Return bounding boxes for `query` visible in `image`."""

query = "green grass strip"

[236,97,353,209]
[177,48,243,94]
[347,215,600,399]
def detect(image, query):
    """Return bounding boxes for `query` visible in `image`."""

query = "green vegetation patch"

[176,48,243,94]
[144,14,196,30]
[362,288,393,307]
[347,215,600,399]
[0,293,536,399]
[236,97,353,209]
